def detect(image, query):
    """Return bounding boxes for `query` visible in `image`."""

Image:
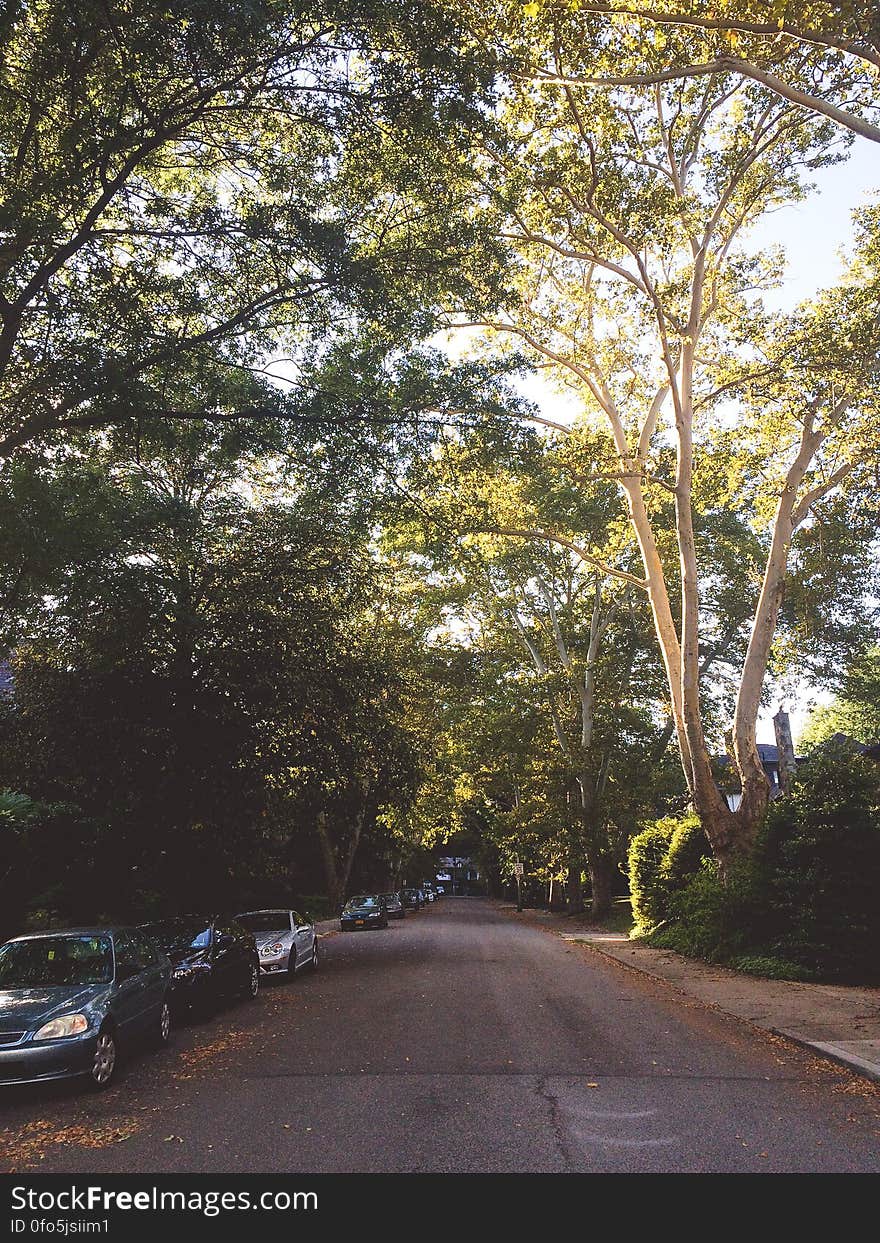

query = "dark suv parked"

[142,917,259,1016]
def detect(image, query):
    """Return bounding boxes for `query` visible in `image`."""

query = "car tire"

[153,997,172,1049]
[286,948,297,979]
[90,1026,118,1090]
[310,939,319,971]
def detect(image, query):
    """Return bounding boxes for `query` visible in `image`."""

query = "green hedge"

[760,739,880,981]
[628,812,709,934]
[637,740,880,983]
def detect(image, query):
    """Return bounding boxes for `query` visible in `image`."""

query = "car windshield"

[149,920,212,952]
[346,896,379,910]
[237,913,290,934]
[0,935,113,987]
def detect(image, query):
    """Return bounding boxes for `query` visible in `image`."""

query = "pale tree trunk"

[725,413,834,858]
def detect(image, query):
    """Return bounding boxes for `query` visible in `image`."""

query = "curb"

[770,1031,880,1084]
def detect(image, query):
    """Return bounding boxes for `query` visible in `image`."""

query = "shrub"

[725,955,817,982]
[645,740,880,983]
[628,812,710,934]
[652,857,764,961]
[662,812,711,889]
[761,740,880,981]
[628,820,676,933]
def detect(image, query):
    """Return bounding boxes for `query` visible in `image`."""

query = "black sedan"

[400,888,422,912]
[379,892,405,920]
[0,928,172,1089]
[142,917,259,1016]
[339,895,389,931]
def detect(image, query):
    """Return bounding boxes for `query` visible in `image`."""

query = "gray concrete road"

[2,898,879,1173]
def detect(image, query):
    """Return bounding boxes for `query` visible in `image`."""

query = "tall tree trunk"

[587,850,614,921]
[566,849,585,915]
[314,779,370,911]
[315,810,343,913]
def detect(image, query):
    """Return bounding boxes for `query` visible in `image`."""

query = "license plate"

[355,919,364,926]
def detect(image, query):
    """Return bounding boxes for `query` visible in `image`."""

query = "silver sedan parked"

[235,910,318,980]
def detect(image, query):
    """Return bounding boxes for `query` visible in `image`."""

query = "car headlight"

[261,942,284,956]
[34,1013,89,1040]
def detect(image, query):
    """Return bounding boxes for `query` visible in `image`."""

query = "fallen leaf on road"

[1,1120,140,1172]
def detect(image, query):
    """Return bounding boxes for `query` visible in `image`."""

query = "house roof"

[811,732,880,759]
[713,744,792,769]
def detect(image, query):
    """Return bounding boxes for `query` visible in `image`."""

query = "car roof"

[4,927,130,943]
[236,909,291,916]
[140,915,218,925]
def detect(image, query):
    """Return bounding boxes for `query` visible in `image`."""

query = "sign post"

[514,858,524,911]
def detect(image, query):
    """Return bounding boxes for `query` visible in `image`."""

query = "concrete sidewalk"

[506,904,880,1086]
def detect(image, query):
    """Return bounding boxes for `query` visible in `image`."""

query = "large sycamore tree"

[453,5,880,869]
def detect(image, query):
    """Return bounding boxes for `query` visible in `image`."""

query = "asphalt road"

[2,897,879,1174]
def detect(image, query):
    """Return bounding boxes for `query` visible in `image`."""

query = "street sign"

[513,862,524,877]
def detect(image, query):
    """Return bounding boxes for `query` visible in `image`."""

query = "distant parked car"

[142,917,259,1015]
[340,895,389,931]
[420,885,436,903]
[400,888,422,912]
[235,909,318,978]
[0,928,172,1089]
[379,892,405,920]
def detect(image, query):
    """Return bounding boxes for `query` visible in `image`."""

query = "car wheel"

[154,998,172,1048]
[310,939,319,971]
[90,1027,117,1089]
[286,948,297,978]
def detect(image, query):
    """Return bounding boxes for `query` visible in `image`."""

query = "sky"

[748,137,878,307]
